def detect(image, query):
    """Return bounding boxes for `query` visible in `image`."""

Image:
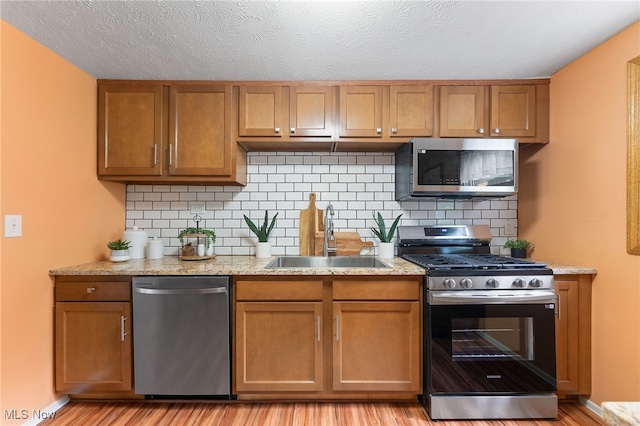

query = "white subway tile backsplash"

[126,152,517,256]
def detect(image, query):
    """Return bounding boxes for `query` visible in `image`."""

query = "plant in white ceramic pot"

[370,212,403,258]
[244,210,278,258]
[107,239,131,262]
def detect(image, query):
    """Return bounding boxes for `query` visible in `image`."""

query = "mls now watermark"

[4,409,57,421]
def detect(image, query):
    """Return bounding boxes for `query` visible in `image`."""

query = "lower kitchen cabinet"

[233,276,422,398]
[554,274,592,398]
[54,276,133,394]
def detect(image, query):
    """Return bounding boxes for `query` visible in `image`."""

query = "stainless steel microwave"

[395,138,518,200]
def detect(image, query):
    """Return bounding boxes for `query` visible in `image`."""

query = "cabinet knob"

[290,127,295,133]
[376,128,382,134]
[274,127,280,133]
[477,128,485,134]
[493,128,501,134]
[391,128,398,134]
[86,287,96,294]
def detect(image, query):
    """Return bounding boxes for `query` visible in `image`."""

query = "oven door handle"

[429,290,557,305]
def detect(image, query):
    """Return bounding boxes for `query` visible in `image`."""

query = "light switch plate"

[504,219,517,236]
[5,215,22,238]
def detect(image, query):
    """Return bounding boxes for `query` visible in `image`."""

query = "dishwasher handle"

[134,286,227,296]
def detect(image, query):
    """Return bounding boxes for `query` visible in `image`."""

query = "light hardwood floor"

[40,400,604,426]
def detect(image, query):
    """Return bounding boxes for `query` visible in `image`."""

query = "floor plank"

[40,400,605,426]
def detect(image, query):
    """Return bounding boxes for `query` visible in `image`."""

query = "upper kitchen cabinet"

[237,85,334,151]
[388,85,434,138]
[338,86,383,138]
[169,84,233,177]
[438,83,549,143]
[98,81,246,185]
[98,84,164,177]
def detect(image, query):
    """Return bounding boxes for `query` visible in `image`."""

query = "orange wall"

[520,22,640,404]
[0,21,126,422]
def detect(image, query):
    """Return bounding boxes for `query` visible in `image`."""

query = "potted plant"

[178,227,216,257]
[370,212,403,258]
[107,239,131,262]
[504,239,533,258]
[244,210,278,258]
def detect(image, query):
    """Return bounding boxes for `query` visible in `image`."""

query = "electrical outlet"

[190,204,205,215]
[504,219,517,236]
[4,215,22,238]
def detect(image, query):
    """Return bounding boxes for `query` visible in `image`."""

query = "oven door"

[427,291,556,394]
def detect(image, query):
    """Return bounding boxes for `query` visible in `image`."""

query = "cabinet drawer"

[333,279,420,300]
[56,280,131,302]
[236,280,323,301]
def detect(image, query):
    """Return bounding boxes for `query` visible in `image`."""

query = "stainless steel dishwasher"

[132,276,232,397]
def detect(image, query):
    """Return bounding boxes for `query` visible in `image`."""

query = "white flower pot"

[377,242,395,259]
[256,241,272,258]
[110,249,130,262]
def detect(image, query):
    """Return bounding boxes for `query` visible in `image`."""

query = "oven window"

[451,317,534,361]
[417,150,514,187]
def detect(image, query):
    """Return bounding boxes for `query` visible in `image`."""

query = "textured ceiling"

[1,1,639,81]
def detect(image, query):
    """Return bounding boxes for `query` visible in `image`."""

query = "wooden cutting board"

[299,193,323,256]
[314,232,374,256]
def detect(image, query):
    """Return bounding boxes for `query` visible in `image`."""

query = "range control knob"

[459,278,473,289]
[529,278,543,288]
[486,278,499,289]
[443,278,456,289]
[512,278,526,288]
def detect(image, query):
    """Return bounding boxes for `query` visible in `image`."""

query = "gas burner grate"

[402,254,547,270]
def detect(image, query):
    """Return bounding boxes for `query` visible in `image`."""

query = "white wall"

[126,152,518,256]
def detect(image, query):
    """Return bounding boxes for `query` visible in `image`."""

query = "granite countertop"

[49,255,597,277]
[49,255,426,276]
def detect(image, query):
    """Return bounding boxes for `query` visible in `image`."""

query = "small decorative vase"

[510,248,527,258]
[206,237,214,256]
[256,241,272,258]
[110,249,130,262]
[378,242,395,259]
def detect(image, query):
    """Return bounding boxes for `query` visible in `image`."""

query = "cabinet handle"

[555,294,561,320]
[153,144,158,165]
[290,127,296,133]
[169,144,173,165]
[86,287,96,294]
[274,127,280,133]
[376,128,382,134]
[316,316,321,342]
[391,128,398,134]
[335,315,339,341]
[493,128,501,134]
[477,128,485,134]
[121,316,127,341]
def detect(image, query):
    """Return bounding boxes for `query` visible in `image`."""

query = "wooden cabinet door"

[490,85,536,137]
[55,302,132,393]
[439,85,486,137]
[389,85,433,137]
[169,84,232,177]
[554,275,592,397]
[339,86,383,138]
[235,302,323,392]
[238,86,283,137]
[98,84,163,176]
[289,86,333,137]
[333,301,420,392]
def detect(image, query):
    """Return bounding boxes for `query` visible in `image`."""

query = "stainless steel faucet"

[323,203,337,257]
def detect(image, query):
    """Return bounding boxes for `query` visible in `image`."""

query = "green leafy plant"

[244,210,278,242]
[370,212,403,243]
[107,239,131,251]
[178,227,216,248]
[504,239,533,250]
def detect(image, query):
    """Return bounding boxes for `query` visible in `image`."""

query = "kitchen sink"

[264,256,391,269]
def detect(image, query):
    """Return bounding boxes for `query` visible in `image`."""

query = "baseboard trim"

[23,395,70,426]
[579,396,603,418]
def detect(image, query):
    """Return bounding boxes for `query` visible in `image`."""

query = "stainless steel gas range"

[398,225,558,421]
